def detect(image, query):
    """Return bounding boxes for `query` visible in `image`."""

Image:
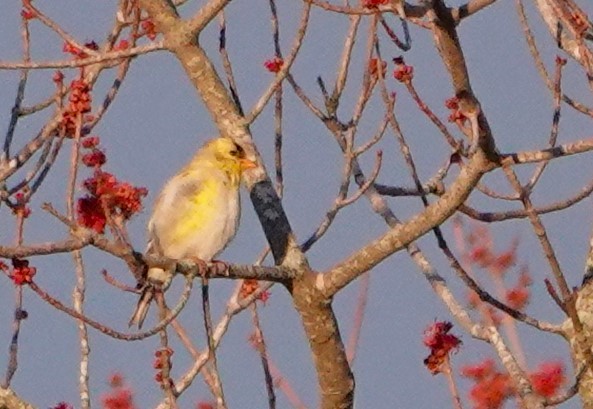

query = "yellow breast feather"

[169,177,220,245]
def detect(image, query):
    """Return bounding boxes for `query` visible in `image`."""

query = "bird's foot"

[210,259,230,276]
[210,259,227,268]
[188,257,209,277]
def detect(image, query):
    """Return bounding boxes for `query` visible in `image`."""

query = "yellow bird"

[129,137,257,328]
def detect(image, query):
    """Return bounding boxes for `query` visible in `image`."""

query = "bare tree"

[1,0,593,408]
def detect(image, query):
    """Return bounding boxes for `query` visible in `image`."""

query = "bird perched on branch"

[129,137,257,328]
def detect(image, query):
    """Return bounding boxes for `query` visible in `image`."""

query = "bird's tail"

[128,285,154,329]
[129,266,171,329]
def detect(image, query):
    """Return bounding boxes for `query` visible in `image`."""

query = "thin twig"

[218,11,243,114]
[17,91,56,116]
[345,272,370,364]
[404,78,458,149]
[168,316,219,397]
[155,293,178,409]
[27,273,195,341]
[8,135,62,196]
[2,285,23,389]
[1,15,32,389]
[459,176,593,222]
[329,14,361,113]
[338,151,382,206]
[0,42,164,70]
[201,277,227,409]
[301,150,381,252]
[154,283,275,407]
[3,201,27,388]
[72,251,91,409]
[101,270,139,293]
[269,0,284,197]
[378,14,411,51]
[244,2,311,124]
[2,16,31,162]
[525,55,564,191]
[516,0,593,117]
[442,358,463,409]
[25,2,101,58]
[68,112,91,409]
[250,304,276,409]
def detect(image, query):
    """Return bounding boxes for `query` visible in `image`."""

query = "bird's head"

[193,137,257,181]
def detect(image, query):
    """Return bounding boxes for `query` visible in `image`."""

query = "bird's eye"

[229,144,245,158]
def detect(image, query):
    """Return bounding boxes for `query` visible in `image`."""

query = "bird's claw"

[189,257,210,277]
[210,259,229,275]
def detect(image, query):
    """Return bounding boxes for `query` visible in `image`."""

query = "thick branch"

[184,0,232,36]
[291,272,354,409]
[0,387,35,409]
[172,258,300,282]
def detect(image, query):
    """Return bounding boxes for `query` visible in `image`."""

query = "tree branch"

[323,152,492,297]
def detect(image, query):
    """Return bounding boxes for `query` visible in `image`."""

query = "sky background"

[1,0,593,408]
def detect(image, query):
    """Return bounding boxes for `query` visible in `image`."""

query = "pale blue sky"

[1,1,592,408]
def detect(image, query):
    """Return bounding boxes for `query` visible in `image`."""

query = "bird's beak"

[239,158,257,170]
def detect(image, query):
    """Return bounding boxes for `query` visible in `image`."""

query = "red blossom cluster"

[60,78,93,136]
[264,57,284,73]
[239,279,270,304]
[505,268,532,310]
[461,359,565,408]
[392,56,413,82]
[461,222,533,315]
[153,347,174,387]
[75,133,147,234]
[12,191,31,218]
[423,321,462,375]
[570,12,589,37]
[77,194,108,233]
[555,55,567,66]
[248,330,266,352]
[21,6,35,20]
[113,39,130,51]
[461,359,513,409]
[368,58,387,79]
[4,258,37,286]
[109,372,125,388]
[445,97,469,125]
[53,70,64,84]
[140,19,157,40]
[81,136,106,168]
[77,170,148,234]
[82,135,101,149]
[464,224,518,274]
[530,361,565,398]
[65,43,79,55]
[101,373,137,409]
[362,0,388,8]
[63,41,99,59]
[81,148,106,167]
[50,403,73,409]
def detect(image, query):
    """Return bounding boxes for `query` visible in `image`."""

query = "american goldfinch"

[129,137,257,328]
